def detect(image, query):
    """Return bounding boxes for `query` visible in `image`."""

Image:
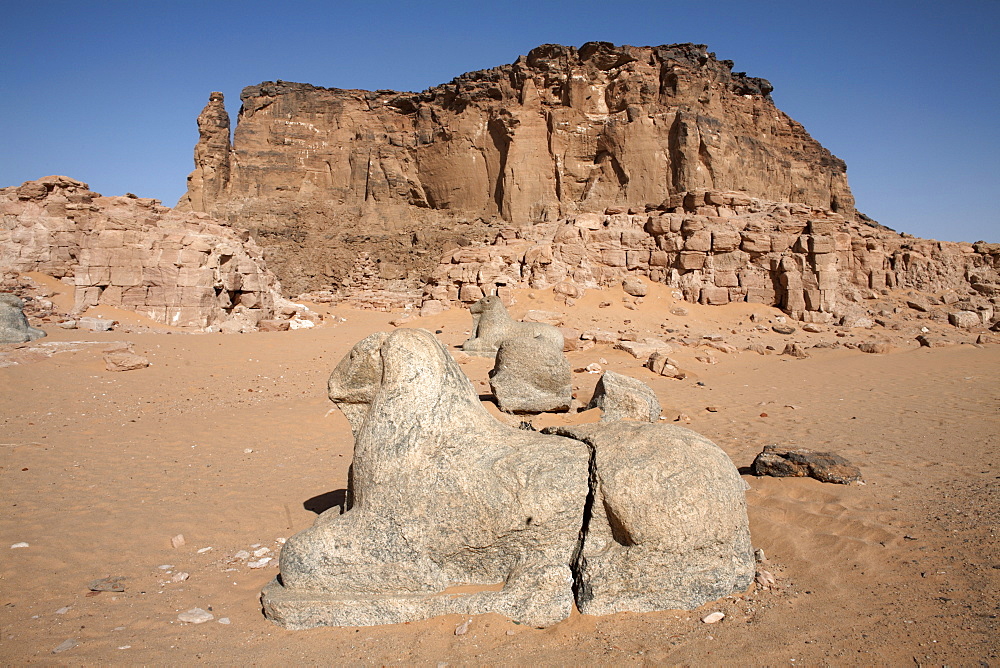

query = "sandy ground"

[1,281,998,665]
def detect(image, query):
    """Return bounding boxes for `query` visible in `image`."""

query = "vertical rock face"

[178,92,231,212]
[180,42,855,294]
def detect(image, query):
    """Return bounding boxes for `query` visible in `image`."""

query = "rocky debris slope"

[421,192,1000,323]
[179,42,855,295]
[0,176,300,330]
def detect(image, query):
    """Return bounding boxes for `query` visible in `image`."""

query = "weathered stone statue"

[0,294,46,344]
[263,329,754,629]
[263,328,590,628]
[461,295,563,357]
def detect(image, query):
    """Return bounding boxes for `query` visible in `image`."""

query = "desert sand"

[1,278,998,665]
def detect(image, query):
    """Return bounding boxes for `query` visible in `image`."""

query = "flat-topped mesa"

[179,42,854,295]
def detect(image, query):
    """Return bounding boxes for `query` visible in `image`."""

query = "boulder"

[622,277,648,297]
[587,371,661,422]
[544,422,755,615]
[948,311,980,329]
[751,445,862,484]
[264,329,590,629]
[462,295,563,357]
[104,350,150,372]
[489,337,572,413]
[0,294,46,344]
[646,351,687,379]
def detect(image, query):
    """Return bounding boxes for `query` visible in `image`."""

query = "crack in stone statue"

[262,328,754,629]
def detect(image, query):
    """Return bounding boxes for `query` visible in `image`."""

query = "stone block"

[714,271,739,288]
[683,230,712,252]
[809,235,836,254]
[701,286,730,305]
[712,229,741,252]
[600,249,627,267]
[625,250,649,269]
[746,288,777,304]
[98,285,123,306]
[458,284,484,302]
[678,252,706,270]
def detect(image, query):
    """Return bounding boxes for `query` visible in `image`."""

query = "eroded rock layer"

[0,176,285,329]
[179,42,855,295]
[421,191,1000,323]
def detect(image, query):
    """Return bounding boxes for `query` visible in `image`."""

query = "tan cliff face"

[178,42,855,295]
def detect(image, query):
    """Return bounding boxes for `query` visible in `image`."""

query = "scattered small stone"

[51,638,77,654]
[701,612,725,624]
[10,542,29,549]
[158,564,173,570]
[177,608,214,624]
[78,317,116,332]
[170,534,185,549]
[248,557,272,569]
[88,576,126,592]
[505,629,516,636]
[782,342,809,358]
[455,618,472,635]
[253,547,270,557]
[674,413,691,424]
[218,617,231,625]
[598,301,612,308]
[233,550,250,560]
[755,570,776,588]
[670,306,689,316]
[772,325,796,335]
[171,572,190,583]
[55,606,72,615]
[706,406,719,413]
[753,548,766,562]
[801,323,824,333]
[275,537,287,544]
[857,341,891,354]
[197,546,213,554]
[244,448,253,453]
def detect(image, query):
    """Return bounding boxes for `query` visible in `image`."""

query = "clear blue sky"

[4,0,998,242]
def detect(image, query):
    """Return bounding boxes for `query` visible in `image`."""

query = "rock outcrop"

[263,329,753,628]
[179,42,856,295]
[423,195,1000,322]
[0,176,288,329]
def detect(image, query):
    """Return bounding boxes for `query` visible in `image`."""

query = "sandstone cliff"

[1,176,288,330]
[179,42,855,295]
